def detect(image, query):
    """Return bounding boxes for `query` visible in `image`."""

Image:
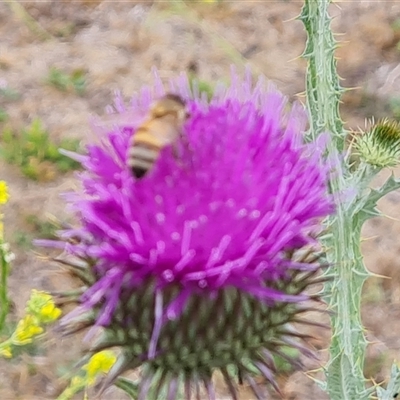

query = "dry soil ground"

[1,1,400,399]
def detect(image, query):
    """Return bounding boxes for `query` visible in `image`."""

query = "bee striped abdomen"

[128,130,161,178]
[127,93,188,179]
[128,146,160,178]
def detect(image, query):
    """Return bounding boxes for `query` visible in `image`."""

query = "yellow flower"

[56,351,116,399]
[83,350,117,385]
[0,181,9,204]
[12,315,43,345]
[26,290,62,324]
[40,302,62,323]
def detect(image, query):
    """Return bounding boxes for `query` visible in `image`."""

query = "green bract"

[354,119,400,168]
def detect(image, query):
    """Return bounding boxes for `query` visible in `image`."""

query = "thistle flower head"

[40,70,332,399]
[353,118,400,168]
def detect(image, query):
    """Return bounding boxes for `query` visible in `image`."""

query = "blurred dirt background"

[1,1,400,399]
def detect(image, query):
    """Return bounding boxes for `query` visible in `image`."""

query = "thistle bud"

[353,119,400,168]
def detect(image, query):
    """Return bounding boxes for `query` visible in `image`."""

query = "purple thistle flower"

[41,69,333,399]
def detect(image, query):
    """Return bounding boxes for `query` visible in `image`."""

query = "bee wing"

[147,117,183,146]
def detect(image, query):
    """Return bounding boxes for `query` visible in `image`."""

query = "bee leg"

[171,137,187,163]
[179,131,195,170]
[171,141,182,160]
[171,139,195,174]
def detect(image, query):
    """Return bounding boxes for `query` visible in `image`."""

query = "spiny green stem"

[301,1,371,399]
[300,0,344,149]
[0,245,10,332]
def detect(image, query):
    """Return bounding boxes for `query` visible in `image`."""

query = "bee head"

[151,94,187,119]
[164,93,185,106]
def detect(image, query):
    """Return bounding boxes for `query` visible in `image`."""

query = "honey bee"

[127,93,189,178]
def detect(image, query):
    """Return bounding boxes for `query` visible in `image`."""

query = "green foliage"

[392,19,400,53]
[273,346,299,374]
[355,174,400,225]
[0,86,20,101]
[0,242,12,335]
[25,214,60,240]
[14,214,61,250]
[187,73,215,101]
[13,231,32,250]
[0,108,8,123]
[389,97,400,120]
[46,67,87,96]
[376,364,400,399]
[0,118,81,181]
[53,22,77,38]
[392,18,400,32]
[0,182,11,335]
[114,377,139,398]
